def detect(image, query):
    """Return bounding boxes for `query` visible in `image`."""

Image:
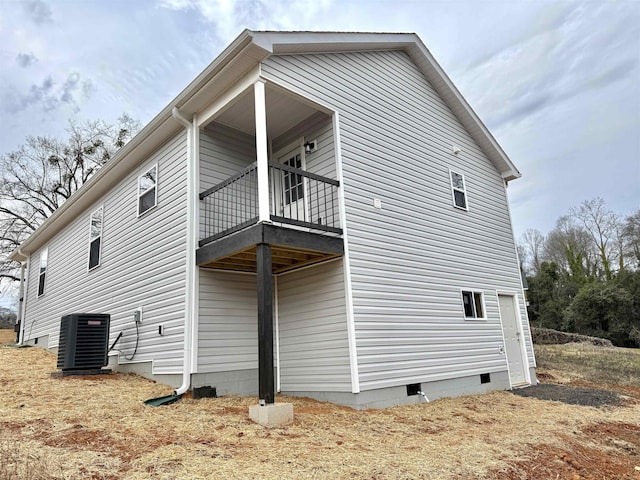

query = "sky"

[0,0,639,305]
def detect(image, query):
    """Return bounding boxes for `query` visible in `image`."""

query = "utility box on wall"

[57,313,111,371]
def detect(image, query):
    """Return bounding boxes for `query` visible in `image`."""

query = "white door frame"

[496,291,531,387]
[273,139,310,223]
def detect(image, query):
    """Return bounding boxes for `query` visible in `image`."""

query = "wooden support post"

[256,242,274,405]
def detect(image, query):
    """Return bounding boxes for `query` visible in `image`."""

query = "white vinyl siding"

[277,260,351,392]
[197,269,257,372]
[24,133,188,374]
[262,50,534,390]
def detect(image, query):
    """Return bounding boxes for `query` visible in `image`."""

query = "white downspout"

[172,106,196,396]
[17,250,28,345]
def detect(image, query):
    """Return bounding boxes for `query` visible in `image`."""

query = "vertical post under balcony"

[254,80,270,223]
[256,242,275,405]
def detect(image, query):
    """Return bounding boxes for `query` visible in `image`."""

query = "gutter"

[171,107,196,398]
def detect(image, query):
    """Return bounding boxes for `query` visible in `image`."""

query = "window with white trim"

[88,206,103,270]
[38,248,48,297]
[450,170,468,210]
[461,290,485,319]
[138,165,157,215]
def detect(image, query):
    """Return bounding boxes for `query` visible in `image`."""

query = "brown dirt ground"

[1,329,639,479]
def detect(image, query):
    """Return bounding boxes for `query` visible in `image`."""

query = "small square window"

[462,290,485,319]
[450,170,468,210]
[38,248,48,297]
[88,207,103,270]
[138,165,157,216]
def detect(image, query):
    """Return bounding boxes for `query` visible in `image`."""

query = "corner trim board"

[333,112,361,394]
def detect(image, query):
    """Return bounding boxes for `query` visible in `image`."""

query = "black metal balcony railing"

[199,163,259,246]
[199,162,342,246]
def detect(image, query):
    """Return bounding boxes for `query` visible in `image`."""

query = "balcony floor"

[196,223,343,274]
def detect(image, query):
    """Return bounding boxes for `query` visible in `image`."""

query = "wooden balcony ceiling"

[200,244,341,273]
[196,223,344,274]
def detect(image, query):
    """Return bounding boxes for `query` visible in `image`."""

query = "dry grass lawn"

[1,329,639,479]
[535,342,640,387]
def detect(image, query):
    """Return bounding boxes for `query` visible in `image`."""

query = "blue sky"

[0,0,639,303]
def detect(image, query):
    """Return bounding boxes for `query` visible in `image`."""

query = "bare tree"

[0,114,139,283]
[516,242,528,273]
[570,198,618,280]
[543,215,596,279]
[623,209,640,270]
[519,228,545,275]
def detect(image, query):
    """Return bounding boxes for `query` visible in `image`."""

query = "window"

[450,170,468,210]
[38,248,48,297]
[283,154,304,205]
[462,290,485,319]
[88,207,103,270]
[138,165,157,215]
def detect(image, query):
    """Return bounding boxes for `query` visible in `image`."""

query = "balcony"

[196,161,344,273]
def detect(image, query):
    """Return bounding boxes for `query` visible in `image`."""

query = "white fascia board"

[250,30,417,55]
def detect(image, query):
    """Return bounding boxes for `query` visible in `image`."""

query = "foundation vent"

[406,383,421,396]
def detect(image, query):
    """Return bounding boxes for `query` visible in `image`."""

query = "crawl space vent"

[406,383,421,396]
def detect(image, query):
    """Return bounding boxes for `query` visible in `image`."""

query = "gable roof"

[10,30,520,261]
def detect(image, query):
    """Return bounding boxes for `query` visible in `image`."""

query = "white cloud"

[158,0,336,42]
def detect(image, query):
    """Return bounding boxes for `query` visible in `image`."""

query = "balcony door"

[274,143,309,225]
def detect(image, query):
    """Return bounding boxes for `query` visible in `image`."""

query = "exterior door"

[498,294,527,386]
[275,145,307,224]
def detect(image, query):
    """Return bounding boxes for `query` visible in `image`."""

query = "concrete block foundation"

[249,403,294,427]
